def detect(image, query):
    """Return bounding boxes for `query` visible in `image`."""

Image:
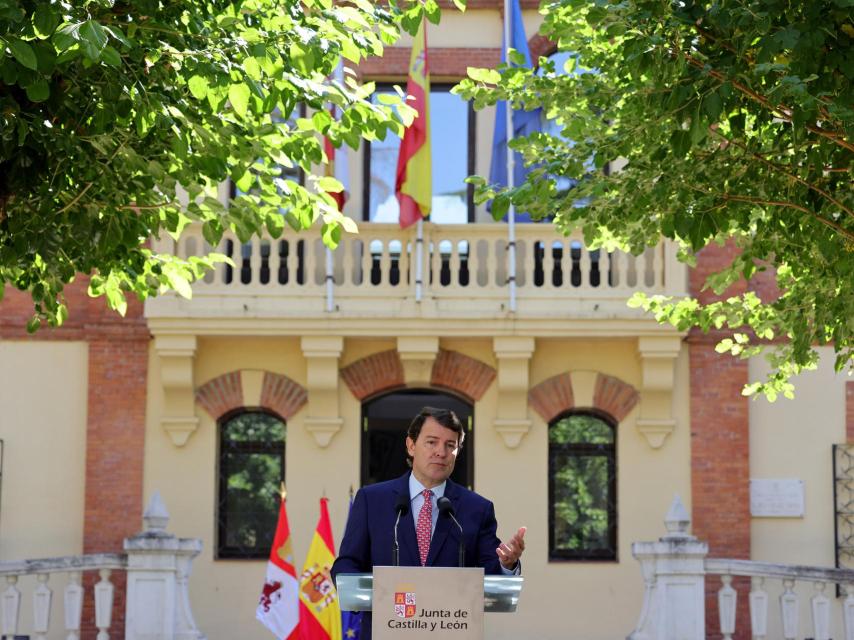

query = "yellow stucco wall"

[748,346,849,639]
[0,341,88,560]
[144,335,690,640]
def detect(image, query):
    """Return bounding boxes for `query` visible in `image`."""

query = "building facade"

[1,4,852,639]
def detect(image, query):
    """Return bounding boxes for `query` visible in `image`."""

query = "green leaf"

[228,82,251,118]
[243,56,262,80]
[33,5,60,38]
[26,316,41,333]
[9,38,38,70]
[317,176,343,192]
[187,75,209,100]
[79,20,108,61]
[101,45,121,67]
[25,78,50,102]
[321,222,342,249]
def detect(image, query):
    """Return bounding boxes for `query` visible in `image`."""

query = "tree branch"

[675,48,854,153]
[720,193,854,242]
[709,127,854,222]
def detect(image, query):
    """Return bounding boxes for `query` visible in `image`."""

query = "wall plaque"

[750,478,805,517]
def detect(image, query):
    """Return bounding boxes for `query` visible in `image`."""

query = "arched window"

[217,410,285,559]
[548,411,617,560]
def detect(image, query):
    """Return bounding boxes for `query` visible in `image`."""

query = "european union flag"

[342,610,362,639]
[489,0,543,222]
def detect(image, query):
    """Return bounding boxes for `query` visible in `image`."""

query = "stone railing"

[0,493,204,640]
[146,222,687,321]
[630,497,854,640]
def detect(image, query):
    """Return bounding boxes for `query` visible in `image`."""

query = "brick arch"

[529,33,557,63]
[528,372,574,423]
[529,371,639,423]
[341,350,405,400]
[430,350,496,402]
[592,373,640,422]
[340,349,496,402]
[196,370,307,420]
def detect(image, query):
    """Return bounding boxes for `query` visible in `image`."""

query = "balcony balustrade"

[146,223,686,326]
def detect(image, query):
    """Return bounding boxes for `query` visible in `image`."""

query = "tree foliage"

[458,0,854,398]
[0,0,440,328]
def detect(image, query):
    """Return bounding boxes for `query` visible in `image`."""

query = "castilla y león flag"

[395,18,431,229]
[257,496,300,640]
[298,498,342,640]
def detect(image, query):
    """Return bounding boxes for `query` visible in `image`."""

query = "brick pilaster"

[690,240,751,639]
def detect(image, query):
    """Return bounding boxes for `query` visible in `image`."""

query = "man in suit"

[332,407,526,638]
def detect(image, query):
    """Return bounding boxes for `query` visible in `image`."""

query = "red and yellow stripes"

[395,18,432,229]
[298,498,342,640]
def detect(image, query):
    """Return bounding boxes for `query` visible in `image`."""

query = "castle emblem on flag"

[394,591,416,618]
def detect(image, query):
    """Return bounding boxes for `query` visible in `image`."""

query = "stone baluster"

[2,575,21,638]
[94,568,114,640]
[652,242,664,289]
[614,250,627,289]
[842,583,854,640]
[268,239,282,286]
[32,573,52,640]
[287,238,300,286]
[779,578,798,640]
[718,574,737,639]
[578,244,589,290]
[810,582,830,640]
[749,576,768,640]
[65,571,84,640]
[248,236,262,285]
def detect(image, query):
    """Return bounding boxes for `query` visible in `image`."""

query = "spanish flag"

[298,498,342,640]
[395,18,431,229]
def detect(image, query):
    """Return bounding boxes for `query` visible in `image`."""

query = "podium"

[336,569,523,639]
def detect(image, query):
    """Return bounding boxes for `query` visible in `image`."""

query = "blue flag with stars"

[489,0,543,222]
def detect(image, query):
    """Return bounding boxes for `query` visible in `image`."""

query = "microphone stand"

[393,509,403,566]
[438,497,465,568]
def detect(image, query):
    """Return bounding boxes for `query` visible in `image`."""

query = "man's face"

[406,417,460,488]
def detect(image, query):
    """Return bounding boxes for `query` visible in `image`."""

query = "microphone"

[437,497,465,568]
[393,493,410,567]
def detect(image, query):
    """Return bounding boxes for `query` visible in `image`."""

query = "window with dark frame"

[548,411,617,561]
[217,410,285,559]
[362,83,475,224]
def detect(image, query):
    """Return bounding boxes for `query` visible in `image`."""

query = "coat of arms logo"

[394,591,416,618]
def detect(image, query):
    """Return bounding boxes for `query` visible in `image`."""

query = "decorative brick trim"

[260,372,308,420]
[690,344,751,639]
[341,350,405,400]
[528,373,574,422]
[847,381,854,444]
[430,350,496,401]
[593,373,640,422]
[528,34,557,61]
[359,47,500,79]
[196,372,243,420]
[83,335,149,638]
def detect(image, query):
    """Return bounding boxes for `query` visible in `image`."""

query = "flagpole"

[415,218,424,302]
[504,0,517,314]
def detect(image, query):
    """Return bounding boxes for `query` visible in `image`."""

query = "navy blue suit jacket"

[332,473,505,639]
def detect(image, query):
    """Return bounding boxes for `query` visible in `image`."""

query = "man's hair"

[406,406,465,466]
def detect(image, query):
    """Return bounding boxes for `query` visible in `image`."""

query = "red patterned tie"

[416,489,434,566]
